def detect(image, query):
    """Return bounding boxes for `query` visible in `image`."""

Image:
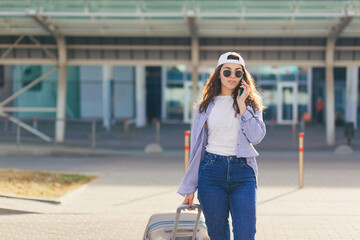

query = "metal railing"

[0,115,137,151]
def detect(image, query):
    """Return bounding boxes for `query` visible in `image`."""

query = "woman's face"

[219,63,244,92]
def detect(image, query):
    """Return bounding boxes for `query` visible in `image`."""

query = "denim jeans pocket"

[238,159,254,173]
[200,158,215,168]
[243,161,253,170]
[242,160,256,178]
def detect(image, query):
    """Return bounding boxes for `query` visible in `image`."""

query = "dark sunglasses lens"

[235,71,243,78]
[223,70,231,77]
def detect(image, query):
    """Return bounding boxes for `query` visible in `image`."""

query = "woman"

[177,52,266,240]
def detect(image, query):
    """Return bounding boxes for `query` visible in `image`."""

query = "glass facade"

[260,85,277,122]
[13,65,81,118]
[248,65,310,124]
[298,85,308,122]
[79,66,135,120]
[21,66,42,91]
[12,65,134,120]
[279,66,296,82]
[165,66,186,121]
[6,64,356,126]
[164,65,311,124]
[334,68,346,126]
[312,67,349,125]
[164,65,208,121]
[281,86,294,121]
[164,85,184,120]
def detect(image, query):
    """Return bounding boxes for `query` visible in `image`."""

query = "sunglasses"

[222,69,244,78]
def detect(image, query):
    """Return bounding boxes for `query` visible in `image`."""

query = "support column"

[136,66,146,127]
[324,16,353,146]
[325,38,335,146]
[55,36,67,143]
[345,66,358,129]
[187,13,199,124]
[102,65,113,132]
[191,37,199,123]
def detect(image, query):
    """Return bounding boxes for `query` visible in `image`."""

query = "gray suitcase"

[142,204,209,240]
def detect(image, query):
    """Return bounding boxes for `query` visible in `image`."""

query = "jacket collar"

[205,99,215,117]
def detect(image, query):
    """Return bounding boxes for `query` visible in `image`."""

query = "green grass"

[0,168,98,199]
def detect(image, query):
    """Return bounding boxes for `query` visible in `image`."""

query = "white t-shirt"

[205,95,241,156]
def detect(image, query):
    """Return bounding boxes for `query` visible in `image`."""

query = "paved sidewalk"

[0,149,359,239]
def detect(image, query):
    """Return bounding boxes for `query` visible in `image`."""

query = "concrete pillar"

[161,66,167,121]
[102,65,113,132]
[345,66,358,129]
[136,65,146,127]
[325,38,335,146]
[55,36,67,143]
[191,36,199,123]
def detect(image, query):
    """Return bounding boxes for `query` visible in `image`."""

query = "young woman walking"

[177,52,266,240]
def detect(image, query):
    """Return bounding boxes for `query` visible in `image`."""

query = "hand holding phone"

[238,79,244,96]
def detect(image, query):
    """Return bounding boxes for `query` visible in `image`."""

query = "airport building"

[0,1,359,146]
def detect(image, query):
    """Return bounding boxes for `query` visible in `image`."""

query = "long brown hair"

[197,64,266,115]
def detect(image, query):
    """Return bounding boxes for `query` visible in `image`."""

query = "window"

[167,66,184,82]
[260,85,277,122]
[165,66,185,120]
[299,67,308,82]
[298,85,308,121]
[279,66,296,81]
[22,66,42,91]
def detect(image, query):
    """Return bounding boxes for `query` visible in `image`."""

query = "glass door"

[277,82,298,124]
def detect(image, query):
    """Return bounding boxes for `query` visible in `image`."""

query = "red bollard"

[299,132,304,189]
[123,118,128,131]
[4,118,9,131]
[269,118,275,131]
[33,118,38,129]
[184,131,190,173]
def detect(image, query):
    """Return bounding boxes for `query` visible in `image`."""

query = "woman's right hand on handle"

[182,193,195,211]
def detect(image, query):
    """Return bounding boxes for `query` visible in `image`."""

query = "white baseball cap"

[217,52,245,68]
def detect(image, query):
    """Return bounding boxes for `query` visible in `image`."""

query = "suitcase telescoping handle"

[171,204,202,240]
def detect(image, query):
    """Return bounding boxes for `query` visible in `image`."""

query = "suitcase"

[142,204,209,240]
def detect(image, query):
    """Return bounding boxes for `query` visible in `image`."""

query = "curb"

[0,208,40,215]
[0,144,139,157]
[0,193,61,205]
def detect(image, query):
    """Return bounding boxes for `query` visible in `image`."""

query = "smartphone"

[239,86,244,96]
[238,79,244,96]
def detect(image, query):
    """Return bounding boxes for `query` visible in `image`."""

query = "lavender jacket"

[177,100,266,197]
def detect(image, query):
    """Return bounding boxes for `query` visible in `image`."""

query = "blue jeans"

[197,151,257,240]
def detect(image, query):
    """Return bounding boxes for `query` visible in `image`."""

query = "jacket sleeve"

[177,105,202,197]
[189,106,199,157]
[237,105,266,145]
